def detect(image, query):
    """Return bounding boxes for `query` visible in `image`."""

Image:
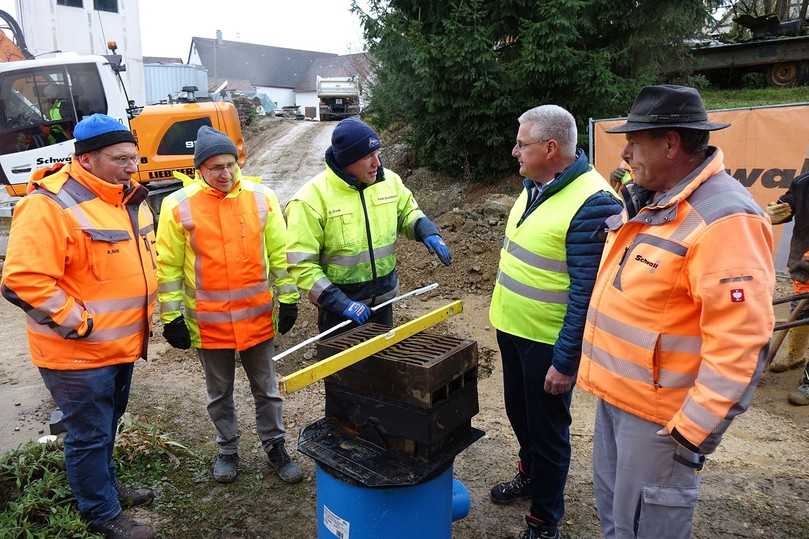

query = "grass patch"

[0,414,193,538]
[0,441,98,538]
[702,86,809,110]
[114,413,194,487]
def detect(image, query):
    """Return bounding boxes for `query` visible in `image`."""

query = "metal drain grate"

[319,323,469,368]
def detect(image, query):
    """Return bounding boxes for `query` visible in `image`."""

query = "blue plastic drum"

[315,465,470,539]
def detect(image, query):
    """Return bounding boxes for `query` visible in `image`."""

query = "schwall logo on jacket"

[634,253,659,272]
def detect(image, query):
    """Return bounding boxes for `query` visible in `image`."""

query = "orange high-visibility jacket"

[1,161,158,370]
[577,148,775,454]
[155,170,299,351]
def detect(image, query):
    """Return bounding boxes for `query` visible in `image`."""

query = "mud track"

[243,119,335,204]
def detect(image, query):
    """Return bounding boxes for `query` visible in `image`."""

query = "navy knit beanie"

[194,126,238,169]
[73,114,136,155]
[331,118,381,168]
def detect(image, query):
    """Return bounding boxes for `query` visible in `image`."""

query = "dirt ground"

[243,117,335,204]
[1,119,808,538]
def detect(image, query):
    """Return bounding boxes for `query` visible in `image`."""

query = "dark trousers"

[39,363,133,525]
[497,330,572,525]
[317,304,393,334]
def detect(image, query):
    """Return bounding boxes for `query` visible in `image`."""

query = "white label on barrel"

[324,504,350,538]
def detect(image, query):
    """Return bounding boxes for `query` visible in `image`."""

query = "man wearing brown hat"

[576,85,775,538]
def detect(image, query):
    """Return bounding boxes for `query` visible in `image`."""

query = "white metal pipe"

[272,283,439,362]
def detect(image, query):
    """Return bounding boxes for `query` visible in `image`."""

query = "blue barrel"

[315,465,470,539]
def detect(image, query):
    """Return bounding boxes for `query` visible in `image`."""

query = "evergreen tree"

[354,0,720,179]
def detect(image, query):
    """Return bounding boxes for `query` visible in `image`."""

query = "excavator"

[0,9,245,215]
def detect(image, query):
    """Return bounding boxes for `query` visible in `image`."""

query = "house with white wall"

[188,34,371,116]
[14,0,145,106]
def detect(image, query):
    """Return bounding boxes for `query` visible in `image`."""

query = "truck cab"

[317,76,361,121]
[0,52,245,215]
[0,53,127,195]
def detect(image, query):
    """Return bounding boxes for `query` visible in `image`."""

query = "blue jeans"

[39,363,133,525]
[497,330,572,526]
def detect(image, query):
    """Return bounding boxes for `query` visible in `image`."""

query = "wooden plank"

[279,301,463,394]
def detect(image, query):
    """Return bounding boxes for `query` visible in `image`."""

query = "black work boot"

[267,440,303,484]
[115,479,155,508]
[490,462,532,505]
[90,512,155,539]
[212,452,239,483]
[520,514,561,539]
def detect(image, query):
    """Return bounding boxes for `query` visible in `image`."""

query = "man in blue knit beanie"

[2,113,157,538]
[285,117,452,332]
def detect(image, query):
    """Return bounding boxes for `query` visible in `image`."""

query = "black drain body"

[299,323,483,486]
[318,323,479,460]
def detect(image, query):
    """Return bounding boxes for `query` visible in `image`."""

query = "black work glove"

[277,302,298,335]
[163,315,191,349]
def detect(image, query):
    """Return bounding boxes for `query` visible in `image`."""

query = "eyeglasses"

[203,162,237,175]
[514,139,549,151]
[99,152,139,166]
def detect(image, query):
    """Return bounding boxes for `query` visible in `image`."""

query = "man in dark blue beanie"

[286,117,452,332]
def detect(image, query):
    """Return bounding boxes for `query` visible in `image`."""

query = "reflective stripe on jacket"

[576,147,775,454]
[155,168,298,351]
[1,161,157,370]
[285,165,424,306]
[490,168,611,346]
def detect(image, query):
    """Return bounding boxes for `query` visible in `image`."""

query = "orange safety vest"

[156,174,291,350]
[577,148,775,454]
[1,161,157,370]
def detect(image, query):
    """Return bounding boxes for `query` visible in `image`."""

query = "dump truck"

[317,76,361,121]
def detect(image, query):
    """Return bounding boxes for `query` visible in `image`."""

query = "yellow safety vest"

[490,169,609,344]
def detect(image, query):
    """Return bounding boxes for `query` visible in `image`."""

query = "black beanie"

[331,118,381,168]
[194,126,238,169]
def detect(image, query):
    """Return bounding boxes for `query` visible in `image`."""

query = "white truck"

[317,76,361,121]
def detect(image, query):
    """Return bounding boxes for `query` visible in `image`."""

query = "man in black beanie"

[285,117,451,331]
[156,125,302,485]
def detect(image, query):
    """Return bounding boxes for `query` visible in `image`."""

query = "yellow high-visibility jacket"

[285,164,430,313]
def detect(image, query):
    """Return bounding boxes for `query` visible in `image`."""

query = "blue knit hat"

[194,126,238,169]
[331,118,381,168]
[73,113,136,155]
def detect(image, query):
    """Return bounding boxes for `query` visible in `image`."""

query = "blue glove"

[423,234,452,266]
[342,301,371,325]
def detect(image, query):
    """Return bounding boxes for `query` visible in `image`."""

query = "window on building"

[94,0,117,13]
[57,0,83,7]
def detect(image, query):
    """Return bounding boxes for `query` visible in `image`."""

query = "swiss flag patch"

[730,289,745,303]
